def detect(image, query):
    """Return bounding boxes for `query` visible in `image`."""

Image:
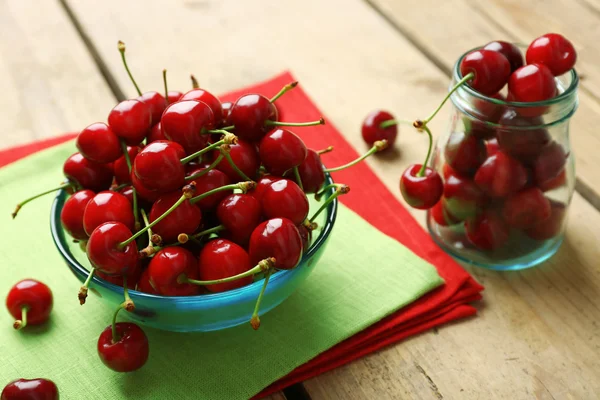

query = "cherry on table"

[459,49,511,95]
[76,122,122,164]
[6,279,53,330]
[86,221,138,276]
[1,378,58,400]
[295,149,326,194]
[400,164,443,210]
[161,100,214,154]
[259,128,308,175]
[474,151,528,198]
[444,131,487,177]
[524,200,567,240]
[199,239,254,293]
[483,40,524,73]
[465,210,510,251]
[147,247,200,296]
[133,140,186,193]
[83,191,135,236]
[443,174,487,221]
[526,33,577,76]
[496,109,551,163]
[217,193,262,246]
[249,218,303,270]
[502,188,551,229]
[214,139,260,182]
[226,94,278,142]
[63,152,113,192]
[60,189,95,240]
[113,145,141,185]
[180,88,223,124]
[260,179,309,225]
[108,99,152,146]
[186,168,231,211]
[361,110,398,148]
[97,322,149,372]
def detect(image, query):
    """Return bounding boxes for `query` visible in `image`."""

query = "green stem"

[180,140,224,164]
[120,140,139,230]
[78,267,96,305]
[117,41,142,96]
[184,258,273,286]
[315,183,341,201]
[204,129,234,135]
[222,151,252,181]
[140,209,153,244]
[12,182,73,219]
[265,118,324,128]
[250,269,273,330]
[309,186,348,223]
[189,183,244,205]
[316,146,334,155]
[111,183,129,192]
[190,224,225,239]
[13,306,29,330]
[423,71,474,124]
[185,154,223,181]
[220,125,235,131]
[324,143,382,173]
[270,81,298,103]
[417,126,434,177]
[111,304,123,343]
[379,119,414,129]
[163,69,169,105]
[293,166,304,190]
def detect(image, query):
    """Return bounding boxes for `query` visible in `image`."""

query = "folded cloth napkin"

[0,72,482,400]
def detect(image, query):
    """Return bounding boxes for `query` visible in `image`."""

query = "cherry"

[97,322,148,372]
[295,149,326,194]
[249,218,303,270]
[186,168,231,211]
[113,146,141,185]
[221,101,233,125]
[474,151,527,197]
[133,140,186,193]
[149,191,202,243]
[6,279,53,330]
[297,224,312,252]
[465,210,510,251]
[503,188,551,229]
[215,139,260,182]
[136,268,158,294]
[539,170,567,192]
[251,176,280,203]
[217,193,262,246]
[400,164,443,209]
[430,200,460,226]
[1,378,58,400]
[107,99,152,146]
[532,141,567,188]
[199,239,253,292]
[443,174,487,221]
[147,247,200,296]
[508,63,556,104]
[227,94,278,142]
[444,131,487,177]
[96,267,140,290]
[361,110,398,148]
[482,40,524,73]
[180,88,223,124]
[131,172,160,203]
[147,122,168,143]
[486,137,500,157]
[83,191,135,236]
[464,93,505,140]
[526,33,577,76]
[442,163,459,180]
[76,122,122,164]
[138,91,167,125]
[261,179,309,225]
[496,110,551,162]
[86,222,138,275]
[167,91,183,104]
[524,200,566,240]
[60,189,95,240]
[259,128,307,175]
[459,49,511,95]
[63,153,113,192]
[161,100,214,154]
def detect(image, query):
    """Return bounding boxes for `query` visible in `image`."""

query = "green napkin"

[0,142,443,400]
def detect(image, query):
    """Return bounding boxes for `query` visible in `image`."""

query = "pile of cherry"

[362,33,577,252]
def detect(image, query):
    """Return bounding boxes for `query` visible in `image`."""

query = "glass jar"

[426,46,578,271]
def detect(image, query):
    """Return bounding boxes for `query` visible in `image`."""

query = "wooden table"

[3,0,600,398]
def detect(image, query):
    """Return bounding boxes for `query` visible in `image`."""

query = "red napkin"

[1,72,483,397]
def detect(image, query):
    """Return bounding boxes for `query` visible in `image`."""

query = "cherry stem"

[309,185,349,223]
[78,267,96,305]
[122,279,135,312]
[191,74,199,89]
[270,81,298,103]
[423,71,474,124]
[292,166,304,190]
[180,140,225,165]
[163,69,170,105]
[111,183,129,192]
[12,182,73,219]
[185,154,223,181]
[13,306,29,330]
[250,268,273,330]
[190,224,225,239]
[140,209,153,244]
[183,257,274,287]
[315,183,342,201]
[117,41,142,96]
[204,128,235,135]
[316,146,334,155]
[120,140,140,231]
[379,119,414,129]
[221,148,253,181]
[417,125,433,177]
[324,140,388,173]
[111,303,123,343]
[265,117,324,128]
[189,182,254,204]
[219,125,235,131]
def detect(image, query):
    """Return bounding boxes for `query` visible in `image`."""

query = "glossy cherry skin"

[167,90,183,104]
[1,378,58,400]
[227,94,278,142]
[295,149,325,194]
[108,99,152,146]
[60,189,95,240]
[186,168,231,211]
[259,128,308,175]
[221,101,233,125]
[76,122,122,163]
[149,191,202,243]
[430,200,460,226]
[147,247,200,296]
[524,200,566,240]
[147,122,167,143]
[465,211,510,251]
[136,268,158,294]
[113,146,141,185]
[474,151,527,198]
[443,174,487,221]
[161,100,213,154]
[133,140,186,193]
[86,222,138,275]
[83,191,135,236]
[483,40,524,73]
[508,63,556,105]
[261,179,309,225]
[180,88,223,124]
[532,141,567,189]
[526,33,577,76]
[460,50,511,95]
[503,188,551,229]
[63,153,113,192]
[138,91,167,125]
[96,267,140,290]
[251,176,280,203]
[6,280,53,326]
[399,164,443,210]
[249,218,303,270]
[361,110,398,148]
[97,322,149,372]
[199,239,253,293]
[217,194,262,246]
[496,110,551,163]
[444,131,487,177]
[130,171,160,203]
[486,137,500,157]
[215,139,260,182]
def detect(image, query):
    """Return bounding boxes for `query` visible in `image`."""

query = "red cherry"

[180,88,222,124]
[86,222,138,275]
[199,239,253,292]
[136,268,158,294]
[465,211,510,251]
[131,172,160,203]
[215,139,260,182]
[161,100,213,154]
[83,191,135,236]
[133,140,186,193]
[96,262,141,290]
[1,379,58,400]
[400,164,443,209]
[442,163,458,180]
[63,153,113,192]
[221,101,233,125]
[6,279,53,328]
[539,170,567,192]
[138,91,166,125]
[508,64,556,103]
[295,149,325,194]
[147,122,168,143]
[460,50,511,95]
[532,141,567,189]
[496,110,551,162]
[149,191,202,243]
[76,122,122,163]
[361,110,398,148]
[444,131,487,177]
[249,218,303,270]
[108,99,152,146]
[217,193,262,246]
[524,200,566,240]
[187,168,231,211]
[486,137,500,157]
[526,33,577,76]
[113,146,141,185]
[117,186,134,205]
[483,40,524,73]
[474,151,527,197]
[147,247,200,296]
[430,200,460,226]
[167,90,183,104]
[503,188,551,229]
[259,128,307,175]
[297,224,312,252]
[60,189,95,240]
[261,179,309,225]
[251,176,281,203]
[443,174,487,221]
[227,94,278,142]
[97,322,148,372]
[465,93,505,140]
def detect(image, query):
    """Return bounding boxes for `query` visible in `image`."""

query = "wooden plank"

[62,0,600,398]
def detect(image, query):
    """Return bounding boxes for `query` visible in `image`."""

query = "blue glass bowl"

[50,176,337,332]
